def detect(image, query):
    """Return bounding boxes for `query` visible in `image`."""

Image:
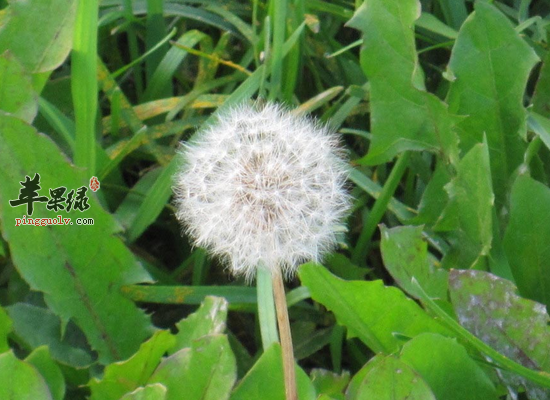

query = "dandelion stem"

[272,271,297,400]
[257,267,279,348]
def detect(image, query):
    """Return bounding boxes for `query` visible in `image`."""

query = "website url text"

[14,215,94,226]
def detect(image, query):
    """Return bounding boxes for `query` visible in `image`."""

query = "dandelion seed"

[173,102,351,280]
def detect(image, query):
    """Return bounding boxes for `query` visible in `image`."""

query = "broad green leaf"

[6,303,92,367]
[170,296,228,353]
[412,272,550,391]
[149,334,236,400]
[25,346,65,400]
[0,51,37,122]
[400,333,499,400]
[0,351,52,400]
[89,330,175,400]
[0,114,154,364]
[380,225,448,300]
[347,0,458,165]
[449,269,550,399]
[323,253,367,282]
[317,396,338,400]
[410,162,452,226]
[504,176,550,309]
[436,142,494,270]
[0,0,76,73]
[299,263,450,354]
[346,355,384,400]
[445,2,539,205]
[120,384,167,400]
[0,304,11,353]
[352,355,435,400]
[310,369,349,399]
[230,343,316,400]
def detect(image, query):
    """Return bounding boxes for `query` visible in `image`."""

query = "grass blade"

[120,284,257,305]
[126,157,179,242]
[72,0,98,176]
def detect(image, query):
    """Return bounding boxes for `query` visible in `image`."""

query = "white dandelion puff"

[173,102,351,280]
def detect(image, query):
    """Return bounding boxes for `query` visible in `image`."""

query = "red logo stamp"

[90,176,100,192]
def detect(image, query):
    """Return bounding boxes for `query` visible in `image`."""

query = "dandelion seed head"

[174,102,351,280]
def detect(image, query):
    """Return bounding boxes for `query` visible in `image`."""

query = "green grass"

[72,0,98,176]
